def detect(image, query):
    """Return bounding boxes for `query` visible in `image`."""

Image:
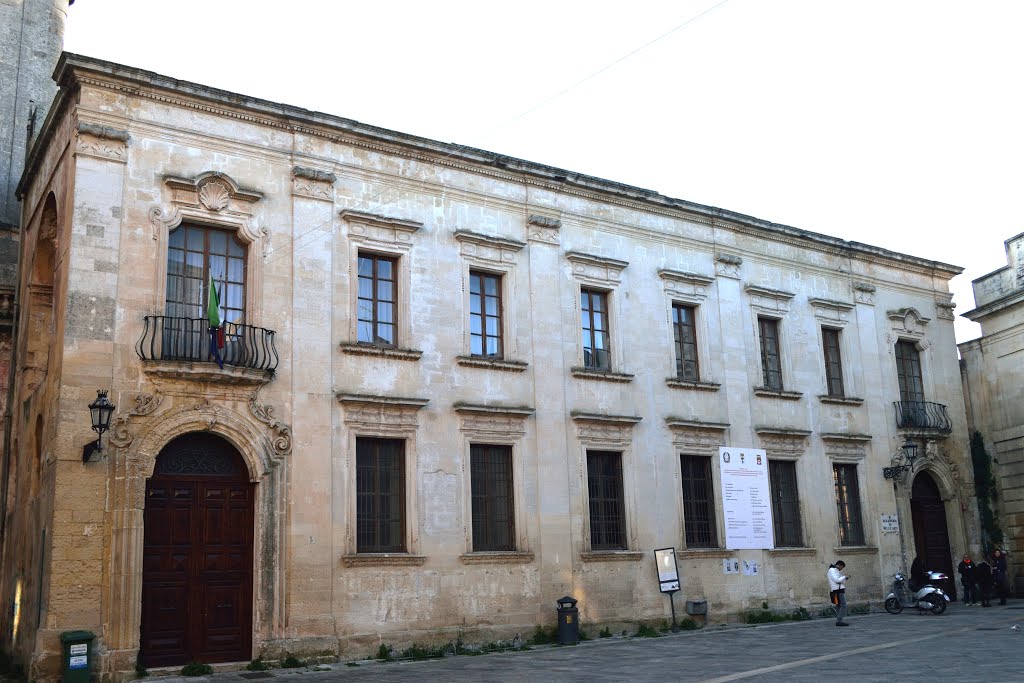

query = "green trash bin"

[60,630,94,683]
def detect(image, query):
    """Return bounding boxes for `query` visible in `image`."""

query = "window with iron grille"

[833,463,865,546]
[581,289,611,370]
[672,303,700,381]
[357,253,397,346]
[769,460,803,547]
[758,317,783,390]
[587,450,626,550]
[356,438,405,552]
[469,271,503,358]
[680,454,717,548]
[470,444,515,551]
[822,327,845,397]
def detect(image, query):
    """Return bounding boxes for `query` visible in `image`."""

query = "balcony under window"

[893,400,951,436]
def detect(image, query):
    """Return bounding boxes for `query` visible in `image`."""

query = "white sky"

[64,1,1024,343]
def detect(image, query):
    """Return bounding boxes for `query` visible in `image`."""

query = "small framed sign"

[654,547,680,593]
[881,514,899,534]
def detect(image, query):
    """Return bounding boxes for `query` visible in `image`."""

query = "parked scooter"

[884,570,950,614]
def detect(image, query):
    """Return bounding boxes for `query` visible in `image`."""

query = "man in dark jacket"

[993,549,1009,605]
[975,558,993,607]
[958,554,978,605]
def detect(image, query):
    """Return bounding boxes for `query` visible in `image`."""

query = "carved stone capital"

[248,394,293,457]
[76,121,129,162]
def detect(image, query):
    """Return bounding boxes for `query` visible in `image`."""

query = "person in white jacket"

[827,560,850,626]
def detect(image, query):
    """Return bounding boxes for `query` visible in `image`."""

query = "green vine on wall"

[970,431,1004,551]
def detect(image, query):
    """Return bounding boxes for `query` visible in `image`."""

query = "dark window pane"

[356,438,406,553]
[469,271,503,358]
[357,253,398,347]
[681,455,717,548]
[470,444,515,551]
[895,340,924,402]
[769,460,802,547]
[673,304,700,381]
[823,327,845,397]
[587,451,626,550]
[164,225,246,328]
[582,289,611,370]
[759,317,783,390]
[833,464,865,546]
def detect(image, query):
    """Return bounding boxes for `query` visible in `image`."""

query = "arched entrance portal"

[140,432,254,667]
[910,471,956,599]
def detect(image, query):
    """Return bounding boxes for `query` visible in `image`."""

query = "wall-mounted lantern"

[82,390,115,463]
[883,437,919,479]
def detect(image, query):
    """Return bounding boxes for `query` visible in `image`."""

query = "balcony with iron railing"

[136,315,278,384]
[893,400,952,435]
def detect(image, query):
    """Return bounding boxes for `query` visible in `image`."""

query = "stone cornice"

[658,268,715,287]
[745,285,796,301]
[571,411,643,425]
[453,230,526,252]
[38,53,964,281]
[808,297,855,312]
[452,403,535,417]
[664,418,730,432]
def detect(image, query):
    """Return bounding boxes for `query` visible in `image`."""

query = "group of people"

[957,549,1010,607]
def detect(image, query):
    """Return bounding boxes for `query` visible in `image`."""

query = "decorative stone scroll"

[665,418,729,457]
[935,300,956,321]
[248,394,293,457]
[108,392,166,449]
[658,269,714,303]
[715,253,742,279]
[149,172,263,242]
[454,230,525,265]
[755,427,810,459]
[337,393,429,435]
[820,433,872,462]
[292,165,337,201]
[566,251,628,288]
[75,121,129,162]
[454,402,534,442]
[571,411,642,447]
[853,282,876,306]
[526,214,561,244]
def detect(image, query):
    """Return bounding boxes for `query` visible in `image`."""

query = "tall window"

[758,317,783,390]
[165,225,246,358]
[356,438,405,552]
[470,444,515,551]
[822,327,845,397]
[894,340,924,402]
[357,253,396,346]
[833,464,865,546]
[581,289,611,370]
[469,271,503,358]
[672,304,700,381]
[587,451,626,550]
[680,454,717,548]
[769,460,802,547]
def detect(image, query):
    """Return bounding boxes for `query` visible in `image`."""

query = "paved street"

[157,601,1024,682]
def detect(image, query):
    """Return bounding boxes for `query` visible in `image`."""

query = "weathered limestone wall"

[6,54,978,680]
[960,232,1024,591]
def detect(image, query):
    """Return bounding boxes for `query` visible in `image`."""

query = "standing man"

[958,554,978,606]
[828,560,850,627]
[993,549,1009,606]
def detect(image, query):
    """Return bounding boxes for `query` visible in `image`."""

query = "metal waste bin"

[60,630,94,683]
[556,595,579,645]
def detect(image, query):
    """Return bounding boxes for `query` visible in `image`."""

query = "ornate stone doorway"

[910,471,956,599]
[139,432,254,667]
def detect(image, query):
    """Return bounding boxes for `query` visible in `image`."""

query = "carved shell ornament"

[198,180,231,211]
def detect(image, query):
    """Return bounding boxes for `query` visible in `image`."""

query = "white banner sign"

[720,447,774,549]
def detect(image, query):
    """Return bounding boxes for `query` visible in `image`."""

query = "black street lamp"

[883,437,919,479]
[83,390,116,463]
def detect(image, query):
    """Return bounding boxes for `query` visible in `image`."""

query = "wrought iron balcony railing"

[893,400,951,433]
[136,316,279,373]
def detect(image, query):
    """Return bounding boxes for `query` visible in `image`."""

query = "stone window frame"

[572,412,643,561]
[821,434,875,550]
[747,285,801,399]
[756,428,811,549]
[666,419,729,552]
[340,210,423,360]
[337,393,428,565]
[809,297,864,405]
[567,252,633,382]
[149,172,266,326]
[453,231,528,372]
[454,403,535,564]
[886,307,936,404]
[658,269,720,391]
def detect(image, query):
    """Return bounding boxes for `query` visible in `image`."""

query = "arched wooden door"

[910,471,956,599]
[140,433,254,667]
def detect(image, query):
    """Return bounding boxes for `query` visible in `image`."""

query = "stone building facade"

[960,232,1024,592]
[1,52,977,681]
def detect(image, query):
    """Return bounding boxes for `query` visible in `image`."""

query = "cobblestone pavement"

[153,601,1024,682]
